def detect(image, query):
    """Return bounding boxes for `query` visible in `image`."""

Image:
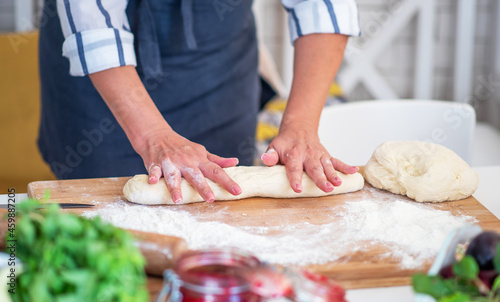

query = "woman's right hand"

[135,127,242,203]
[89,65,241,204]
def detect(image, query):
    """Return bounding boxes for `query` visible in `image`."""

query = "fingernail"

[149,176,157,183]
[231,185,242,195]
[261,149,275,161]
[325,182,334,191]
[206,193,215,203]
[335,177,342,184]
[295,183,302,192]
[173,193,182,204]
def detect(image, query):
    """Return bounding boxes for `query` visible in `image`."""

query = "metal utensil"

[0,203,95,209]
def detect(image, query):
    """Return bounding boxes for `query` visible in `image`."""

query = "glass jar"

[287,268,346,302]
[156,248,346,302]
[156,248,263,302]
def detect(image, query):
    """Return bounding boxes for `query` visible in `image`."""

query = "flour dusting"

[340,198,474,267]
[82,196,475,268]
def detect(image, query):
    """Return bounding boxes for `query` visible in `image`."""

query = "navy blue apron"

[38,0,259,179]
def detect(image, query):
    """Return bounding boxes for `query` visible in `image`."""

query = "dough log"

[123,165,365,205]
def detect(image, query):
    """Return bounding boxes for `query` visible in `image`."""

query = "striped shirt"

[57,0,361,77]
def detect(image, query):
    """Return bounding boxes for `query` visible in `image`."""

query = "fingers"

[160,160,241,203]
[207,153,239,168]
[301,157,331,192]
[261,148,279,166]
[320,156,341,187]
[200,162,242,196]
[181,166,216,203]
[158,154,241,204]
[148,163,162,184]
[283,151,304,193]
[161,160,183,204]
[305,156,358,191]
[331,157,359,174]
[140,130,240,204]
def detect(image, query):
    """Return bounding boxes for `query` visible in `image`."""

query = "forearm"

[89,66,172,151]
[89,66,240,197]
[281,34,348,134]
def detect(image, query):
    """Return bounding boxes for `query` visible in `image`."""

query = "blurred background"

[1,0,500,189]
[254,0,500,124]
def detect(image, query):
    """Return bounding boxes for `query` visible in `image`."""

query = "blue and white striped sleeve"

[56,0,136,76]
[281,0,361,44]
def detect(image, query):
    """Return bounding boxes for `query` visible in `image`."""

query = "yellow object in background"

[256,122,279,142]
[329,82,344,97]
[0,31,56,191]
[262,98,287,112]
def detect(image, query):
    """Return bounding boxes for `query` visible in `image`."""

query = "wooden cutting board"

[26,173,500,290]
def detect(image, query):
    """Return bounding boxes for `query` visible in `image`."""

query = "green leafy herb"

[412,274,455,298]
[7,199,148,302]
[439,292,473,302]
[42,190,51,202]
[453,256,479,280]
[413,242,500,302]
[493,243,500,272]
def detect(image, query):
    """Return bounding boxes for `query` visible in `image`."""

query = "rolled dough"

[123,165,364,205]
[364,141,478,203]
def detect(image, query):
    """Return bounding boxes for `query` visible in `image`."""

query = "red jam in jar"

[158,248,347,302]
[160,248,262,302]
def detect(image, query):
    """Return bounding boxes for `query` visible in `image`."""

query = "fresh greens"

[413,243,500,302]
[7,199,148,302]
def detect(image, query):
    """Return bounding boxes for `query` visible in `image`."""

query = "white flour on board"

[81,194,475,268]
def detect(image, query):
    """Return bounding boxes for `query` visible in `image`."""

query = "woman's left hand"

[261,33,355,193]
[261,127,358,193]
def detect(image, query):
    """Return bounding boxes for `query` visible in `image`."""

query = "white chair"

[318,100,476,166]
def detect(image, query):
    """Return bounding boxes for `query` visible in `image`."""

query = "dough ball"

[123,165,364,205]
[364,141,478,202]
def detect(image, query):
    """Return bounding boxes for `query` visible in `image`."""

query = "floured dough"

[123,165,364,205]
[364,141,478,202]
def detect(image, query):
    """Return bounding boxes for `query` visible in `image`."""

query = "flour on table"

[82,193,475,268]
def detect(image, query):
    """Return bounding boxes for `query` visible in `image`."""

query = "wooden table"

[24,168,500,292]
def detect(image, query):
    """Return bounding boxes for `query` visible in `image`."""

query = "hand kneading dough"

[123,165,364,205]
[364,141,478,203]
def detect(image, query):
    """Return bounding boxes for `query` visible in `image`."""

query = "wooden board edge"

[340,276,411,290]
[27,181,35,198]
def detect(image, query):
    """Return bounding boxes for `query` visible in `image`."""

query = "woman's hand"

[89,65,242,203]
[261,127,358,193]
[261,33,355,193]
[135,127,242,203]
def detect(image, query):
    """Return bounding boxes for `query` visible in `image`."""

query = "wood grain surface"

[23,172,500,293]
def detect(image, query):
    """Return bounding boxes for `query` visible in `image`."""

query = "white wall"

[0,0,36,32]
[253,0,293,91]
[0,0,15,32]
